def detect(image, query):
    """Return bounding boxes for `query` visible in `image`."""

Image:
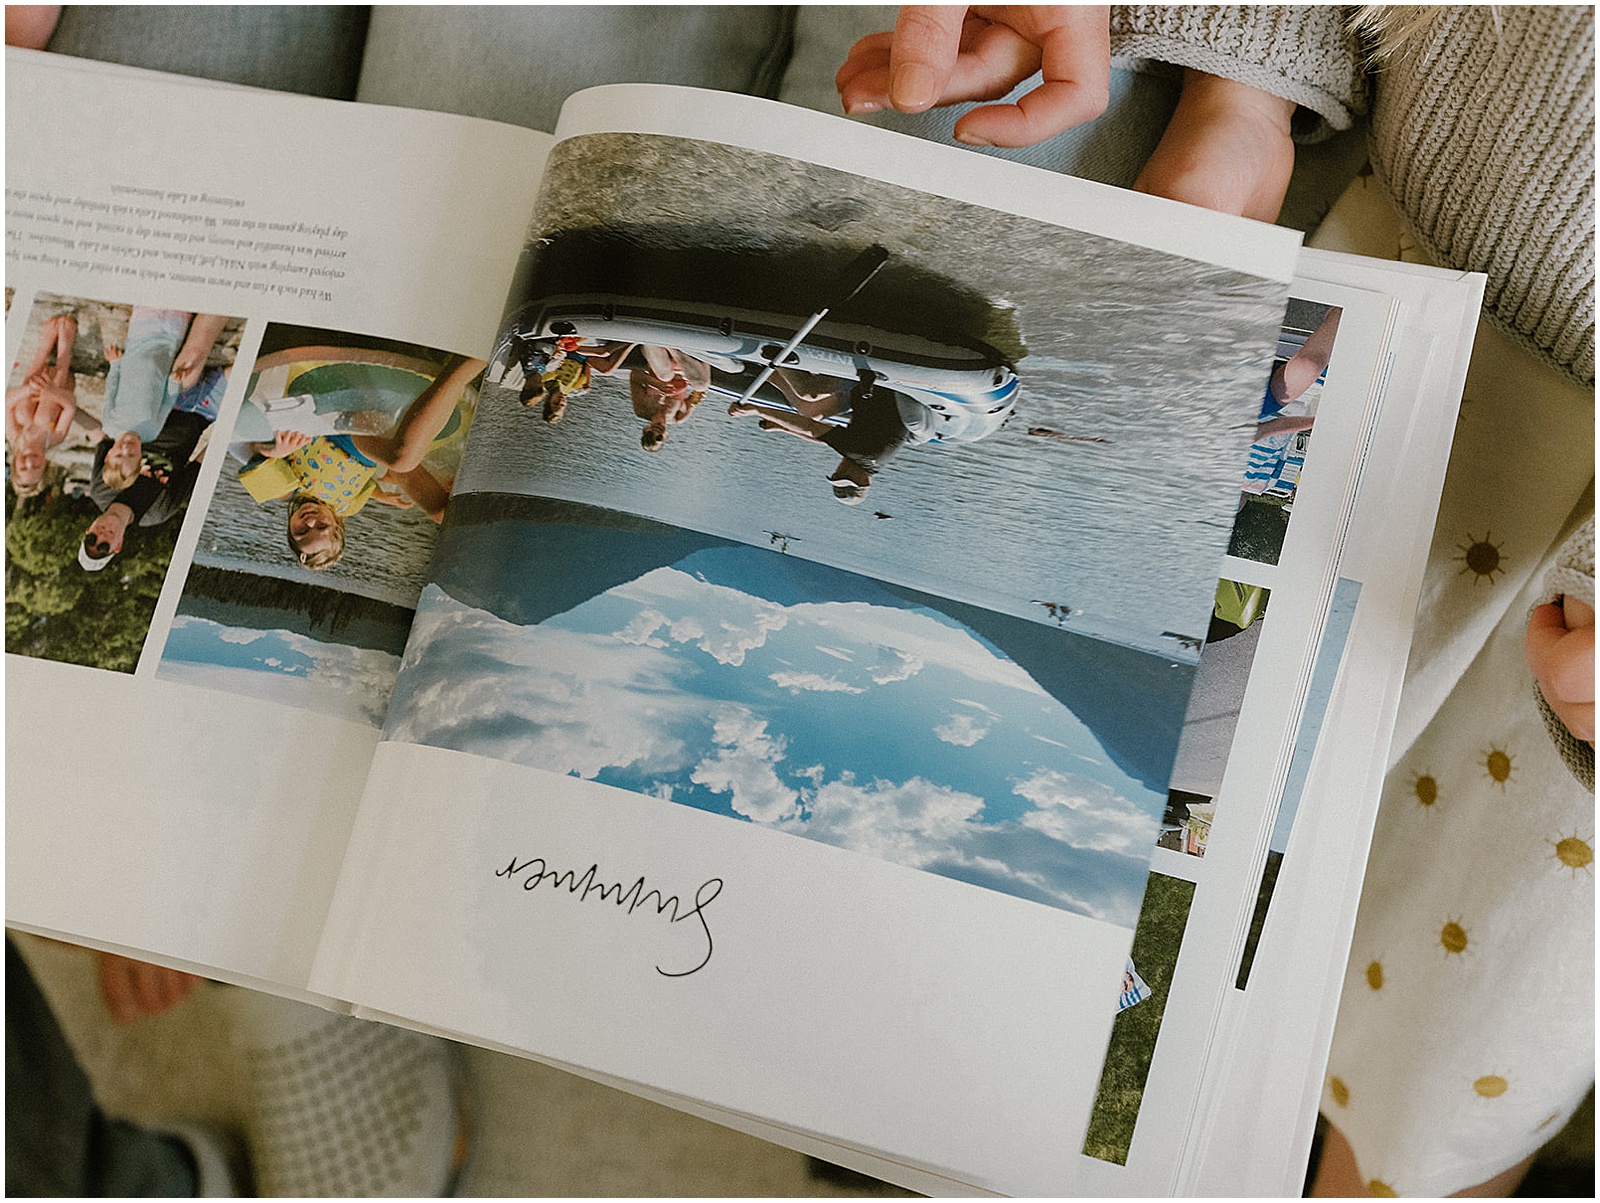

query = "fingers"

[97,952,201,1024]
[1526,603,1596,744]
[952,8,1109,146]
[887,6,969,111]
[837,7,1110,147]
[266,430,313,457]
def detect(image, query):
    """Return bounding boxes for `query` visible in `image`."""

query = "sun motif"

[1482,745,1515,789]
[1412,773,1439,808]
[1365,960,1385,990]
[1440,918,1470,956]
[1474,1074,1509,1099]
[1329,1076,1350,1107]
[1455,531,1507,584]
[1551,832,1594,875]
[1367,1179,1399,1197]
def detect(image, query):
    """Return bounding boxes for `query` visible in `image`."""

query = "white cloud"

[1013,768,1158,856]
[613,567,788,666]
[691,707,800,823]
[391,591,705,779]
[934,712,989,746]
[217,627,270,645]
[779,774,985,866]
[815,645,855,662]
[768,669,864,695]
[159,625,401,729]
[951,697,1002,719]
[869,644,923,685]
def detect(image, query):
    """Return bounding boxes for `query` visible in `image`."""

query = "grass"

[1081,872,1198,1164]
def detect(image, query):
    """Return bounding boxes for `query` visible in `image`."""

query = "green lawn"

[1081,872,1198,1164]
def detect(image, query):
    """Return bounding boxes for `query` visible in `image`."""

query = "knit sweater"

[1110,5,1596,389]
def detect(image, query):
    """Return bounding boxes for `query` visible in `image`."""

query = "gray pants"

[5,940,197,1196]
[44,5,1365,232]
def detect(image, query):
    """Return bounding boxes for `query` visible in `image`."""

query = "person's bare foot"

[1135,70,1296,223]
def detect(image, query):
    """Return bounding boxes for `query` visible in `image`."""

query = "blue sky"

[386,548,1165,926]
[159,615,401,728]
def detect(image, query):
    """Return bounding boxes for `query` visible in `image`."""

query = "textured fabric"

[356,6,798,132]
[1109,4,1369,139]
[1368,6,1596,388]
[46,5,370,99]
[1309,176,1596,1197]
[1114,5,1595,387]
[776,5,1369,234]
[5,940,199,1197]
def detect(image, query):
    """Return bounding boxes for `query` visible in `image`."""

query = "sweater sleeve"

[1109,5,1368,141]
[1533,515,1595,792]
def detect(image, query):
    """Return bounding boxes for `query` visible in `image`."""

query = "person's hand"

[171,348,207,391]
[5,5,61,49]
[1526,596,1595,745]
[263,430,312,458]
[1134,70,1297,222]
[836,6,1110,147]
[96,952,202,1024]
[103,342,123,362]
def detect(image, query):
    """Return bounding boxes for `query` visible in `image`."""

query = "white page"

[4,49,550,988]
[313,84,1305,1196]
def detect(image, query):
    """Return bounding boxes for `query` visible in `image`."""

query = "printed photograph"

[1158,579,1272,859]
[1227,300,1343,566]
[462,131,1291,659]
[390,131,1292,919]
[5,293,242,672]
[387,498,1197,926]
[156,323,484,724]
[1082,871,1197,1164]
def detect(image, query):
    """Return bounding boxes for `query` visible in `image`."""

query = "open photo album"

[5,49,1483,1197]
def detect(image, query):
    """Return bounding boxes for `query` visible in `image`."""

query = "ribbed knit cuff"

[1109,5,1368,141]
[1537,684,1596,792]
[1368,6,1596,388]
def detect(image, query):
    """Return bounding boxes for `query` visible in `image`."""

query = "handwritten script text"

[495,854,722,977]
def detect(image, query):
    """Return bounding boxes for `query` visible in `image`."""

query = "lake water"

[456,343,1261,659]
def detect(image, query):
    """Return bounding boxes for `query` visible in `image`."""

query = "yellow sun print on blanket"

[1474,1075,1510,1099]
[1365,960,1385,990]
[1551,832,1594,875]
[1440,919,1470,956]
[1482,745,1515,789]
[1329,1076,1350,1107]
[1412,773,1439,808]
[1367,1179,1399,1197]
[1456,531,1507,584]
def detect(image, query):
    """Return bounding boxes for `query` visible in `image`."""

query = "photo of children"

[461,131,1292,659]
[1227,301,1343,566]
[158,323,484,726]
[384,127,1292,922]
[5,294,242,673]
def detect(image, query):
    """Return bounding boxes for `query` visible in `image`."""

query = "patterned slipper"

[231,990,469,1196]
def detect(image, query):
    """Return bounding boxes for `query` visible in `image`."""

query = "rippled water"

[462,133,1286,655]
[456,340,1261,658]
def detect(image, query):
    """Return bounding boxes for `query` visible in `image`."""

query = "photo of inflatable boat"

[497,245,1020,446]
